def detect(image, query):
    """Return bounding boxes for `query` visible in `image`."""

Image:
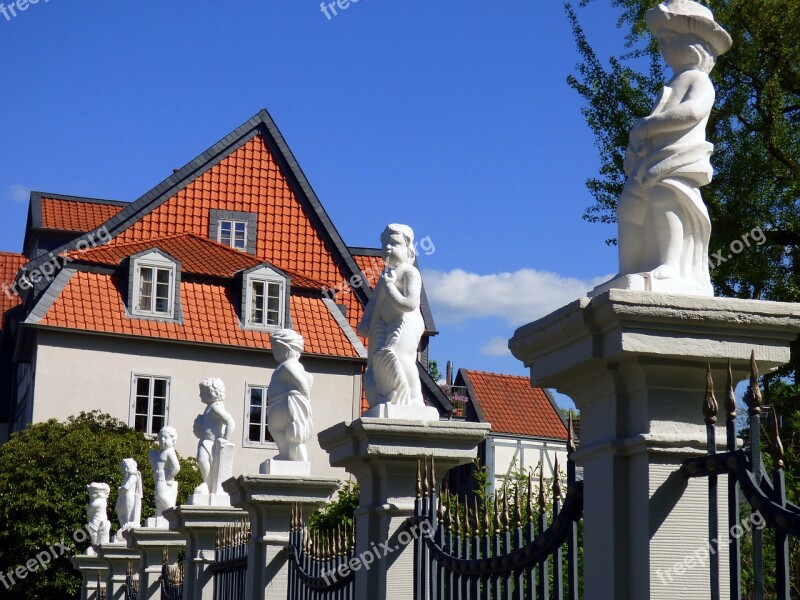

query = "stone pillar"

[71,553,108,600]
[509,290,800,600]
[318,418,490,600]
[223,474,340,600]
[97,543,140,600]
[164,504,247,600]
[125,528,186,600]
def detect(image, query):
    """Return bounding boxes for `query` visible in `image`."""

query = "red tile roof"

[352,253,384,289]
[40,197,125,232]
[37,271,360,358]
[0,252,26,330]
[464,370,567,439]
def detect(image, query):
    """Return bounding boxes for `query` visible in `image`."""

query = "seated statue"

[114,459,142,536]
[149,427,181,519]
[610,0,731,296]
[192,378,235,502]
[267,329,313,462]
[86,483,111,550]
[357,224,434,417]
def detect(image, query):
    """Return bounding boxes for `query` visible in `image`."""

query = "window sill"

[242,440,278,450]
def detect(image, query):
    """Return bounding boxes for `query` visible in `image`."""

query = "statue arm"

[283,361,312,400]
[382,267,421,312]
[641,75,715,136]
[166,450,181,479]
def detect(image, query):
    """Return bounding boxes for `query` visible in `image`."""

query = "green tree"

[0,412,201,600]
[567,0,800,309]
[427,360,443,382]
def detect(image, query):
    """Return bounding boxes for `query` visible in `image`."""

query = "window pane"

[219,221,232,246]
[138,267,153,311]
[152,395,165,420]
[133,376,168,435]
[151,416,165,435]
[153,378,167,401]
[251,281,265,324]
[134,415,148,433]
[136,377,150,397]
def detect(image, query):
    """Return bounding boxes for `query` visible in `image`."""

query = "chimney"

[446,360,453,387]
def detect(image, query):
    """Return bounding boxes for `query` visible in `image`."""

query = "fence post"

[163,505,247,600]
[318,418,490,600]
[97,543,141,600]
[222,474,340,600]
[509,290,800,600]
[125,528,185,600]
[71,552,108,600]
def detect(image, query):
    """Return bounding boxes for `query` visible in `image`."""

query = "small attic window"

[209,210,257,254]
[218,219,247,251]
[129,251,181,320]
[241,265,288,330]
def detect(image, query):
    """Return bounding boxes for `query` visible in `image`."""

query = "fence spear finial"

[725,359,737,423]
[422,458,430,497]
[567,411,576,454]
[553,457,563,501]
[493,492,501,534]
[416,460,422,499]
[743,350,762,415]
[513,485,522,527]
[527,470,534,524]
[472,495,481,535]
[501,485,510,532]
[703,364,719,425]
[769,409,785,469]
[482,495,490,535]
[538,467,546,514]
[454,495,462,536]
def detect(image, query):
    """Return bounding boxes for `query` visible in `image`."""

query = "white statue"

[191,378,235,505]
[267,329,313,461]
[148,427,181,523]
[86,483,111,551]
[598,0,731,297]
[357,224,438,420]
[114,459,143,536]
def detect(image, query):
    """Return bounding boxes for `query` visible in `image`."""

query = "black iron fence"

[211,520,249,600]
[97,573,106,600]
[683,352,800,600]
[160,549,184,600]
[284,503,357,599]
[411,414,583,600]
[125,561,139,600]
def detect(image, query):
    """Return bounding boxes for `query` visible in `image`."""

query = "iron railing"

[97,573,106,600]
[683,352,800,600]
[412,414,582,600]
[125,561,139,600]
[160,549,184,600]
[211,520,249,600]
[284,504,357,599]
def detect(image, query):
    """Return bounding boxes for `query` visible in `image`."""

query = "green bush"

[0,411,201,599]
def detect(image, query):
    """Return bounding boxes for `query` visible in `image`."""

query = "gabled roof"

[0,252,26,333]
[32,193,128,232]
[458,369,567,440]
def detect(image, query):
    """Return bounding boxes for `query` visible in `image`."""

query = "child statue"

[357,224,438,420]
[601,0,731,297]
[148,426,181,525]
[191,378,236,505]
[266,329,313,463]
[86,483,111,552]
[114,459,143,537]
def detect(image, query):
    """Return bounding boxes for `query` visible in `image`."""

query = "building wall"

[486,434,568,494]
[29,329,363,479]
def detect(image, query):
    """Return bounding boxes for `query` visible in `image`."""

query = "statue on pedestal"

[597,0,731,297]
[86,483,111,551]
[261,330,313,475]
[357,224,438,420]
[114,459,142,537]
[191,378,235,505]
[148,427,181,523]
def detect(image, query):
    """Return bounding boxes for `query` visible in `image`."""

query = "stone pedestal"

[164,504,247,600]
[509,290,800,600]
[97,542,140,600]
[189,439,235,506]
[71,553,108,600]
[223,474,340,600]
[318,418,490,600]
[126,527,186,600]
[259,459,311,476]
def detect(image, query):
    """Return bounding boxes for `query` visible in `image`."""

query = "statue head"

[381,223,416,268]
[158,426,178,449]
[120,458,138,476]
[87,482,110,500]
[199,377,225,405]
[270,329,304,362]
[647,0,731,68]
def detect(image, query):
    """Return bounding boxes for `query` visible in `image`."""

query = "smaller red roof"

[0,252,27,330]
[352,253,385,289]
[40,197,125,232]
[462,370,567,439]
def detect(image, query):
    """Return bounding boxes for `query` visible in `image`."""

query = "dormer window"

[238,264,290,331]
[128,250,181,320]
[218,219,247,251]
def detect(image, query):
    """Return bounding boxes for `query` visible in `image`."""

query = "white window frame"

[245,268,285,330]
[129,374,171,436]
[217,219,248,251]
[132,254,177,319]
[242,384,277,449]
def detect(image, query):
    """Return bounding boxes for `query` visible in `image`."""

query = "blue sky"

[0,0,632,407]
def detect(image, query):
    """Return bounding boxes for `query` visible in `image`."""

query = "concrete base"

[590,273,713,297]
[164,504,247,600]
[318,418,489,600]
[145,516,169,529]
[362,403,440,420]
[188,492,231,507]
[71,553,108,600]
[509,289,800,600]
[259,459,311,476]
[223,474,340,600]
[126,527,186,600]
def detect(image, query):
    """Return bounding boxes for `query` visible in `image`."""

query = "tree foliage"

[0,412,201,600]
[308,481,359,534]
[567,0,800,303]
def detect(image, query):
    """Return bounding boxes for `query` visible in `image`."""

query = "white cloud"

[422,267,612,327]
[480,336,512,357]
[8,184,31,204]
